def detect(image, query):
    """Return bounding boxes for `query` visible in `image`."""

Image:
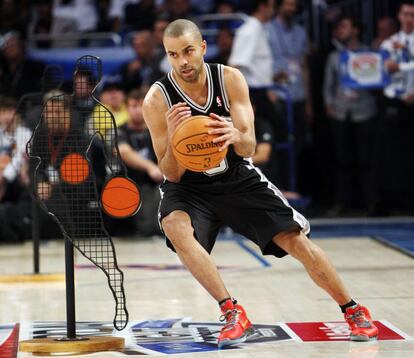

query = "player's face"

[399,5,414,34]
[164,33,206,83]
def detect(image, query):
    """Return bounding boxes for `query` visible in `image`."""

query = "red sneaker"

[218,299,253,349]
[344,304,378,341]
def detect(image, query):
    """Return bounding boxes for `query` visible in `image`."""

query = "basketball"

[171,115,228,172]
[101,176,141,218]
[60,153,89,184]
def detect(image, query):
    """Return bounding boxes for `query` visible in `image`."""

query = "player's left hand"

[207,113,241,152]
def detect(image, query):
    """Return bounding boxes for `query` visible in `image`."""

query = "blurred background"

[1,0,414,242]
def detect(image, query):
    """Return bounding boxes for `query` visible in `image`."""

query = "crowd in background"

[1,0,414,242]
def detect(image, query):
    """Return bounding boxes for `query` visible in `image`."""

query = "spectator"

[121,30,165,92]
[323,16,377,215]
[28,0,77,48]
[0,95,32,242]
[369,1,414,215]
[0,31,44,99]
[90,76,128,142]
[228,0,273,87]
[228,0,276,122]
[153,16,170,53]
[228,0,280,183]
[53,0,98,32]
[73,68,96,126]
[209,27,234,65]
[116,89,163,236]
[0,0,30,36]
[108,0,139,33]
[267,0,312,192]
[124,0,157,32]
[163,0,198,23]
[372,16,398,50]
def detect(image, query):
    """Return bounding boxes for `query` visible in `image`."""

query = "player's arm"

[142,86,189,183]
[208,66,256,157]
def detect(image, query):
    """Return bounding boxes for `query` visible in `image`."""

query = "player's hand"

[385,59,400,74]
[165,102,192,140]
[147,164,164,182]
[207,113,241,152]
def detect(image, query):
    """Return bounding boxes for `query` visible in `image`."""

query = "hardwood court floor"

[1,233,413,357]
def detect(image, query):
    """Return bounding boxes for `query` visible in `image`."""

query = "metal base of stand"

[19,336,124,353]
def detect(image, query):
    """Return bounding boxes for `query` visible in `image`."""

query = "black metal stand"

[64,237,76,339]
[32,201,40,274]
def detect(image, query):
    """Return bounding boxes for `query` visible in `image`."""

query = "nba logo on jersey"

[216,96,222,107]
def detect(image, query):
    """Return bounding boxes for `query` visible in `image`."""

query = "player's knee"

[276,231,315,261]
[161,211,192,240]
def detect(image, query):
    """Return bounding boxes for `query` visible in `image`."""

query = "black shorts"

[158,162,310,258]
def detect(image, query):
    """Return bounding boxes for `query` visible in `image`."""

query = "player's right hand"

[165,102,192,140]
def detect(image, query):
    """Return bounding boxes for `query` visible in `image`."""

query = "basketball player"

[142,19,378,348]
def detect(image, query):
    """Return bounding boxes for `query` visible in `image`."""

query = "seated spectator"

[89,76,128,142]
[116,89,163,236]
[121,30,165,92]
[209,27,234,65]
[0,95,32,242]
[0,31,44,99]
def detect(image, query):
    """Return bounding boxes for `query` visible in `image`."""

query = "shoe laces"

[347,308,371,328]
[219,308,240,332]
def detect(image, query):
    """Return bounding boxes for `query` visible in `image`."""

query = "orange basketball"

[60,153,89,184]
[101,176,141,218]
[171,115,228,172]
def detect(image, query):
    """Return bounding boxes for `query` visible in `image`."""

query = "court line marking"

[233,238,271,267]
[380,320,414,340]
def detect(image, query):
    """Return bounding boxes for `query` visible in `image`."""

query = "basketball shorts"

[158,162,310,258]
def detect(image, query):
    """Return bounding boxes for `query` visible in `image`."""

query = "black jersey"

[153,63,249,184]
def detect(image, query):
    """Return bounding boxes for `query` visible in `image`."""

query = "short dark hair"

[400,0,414,8]
[0,95,17,110]
[334,15,363,33]
[127,89,146,102]
[163,19,202,42]
[248,0,272,15]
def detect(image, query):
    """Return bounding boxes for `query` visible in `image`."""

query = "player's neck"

[173,64,206,92]
[172,64,208,102]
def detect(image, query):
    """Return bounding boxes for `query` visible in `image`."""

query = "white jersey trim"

[153,82,172,109]
[244,162,311,235]
[167,63,213,113]
[218,64,230,112]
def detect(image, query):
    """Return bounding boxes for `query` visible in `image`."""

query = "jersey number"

[204,158,228,176]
